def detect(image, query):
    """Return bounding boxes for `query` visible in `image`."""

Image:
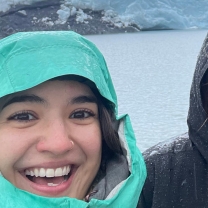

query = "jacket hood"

[0,31,117,113]
[187,32,208,161]
[0,31,146,207]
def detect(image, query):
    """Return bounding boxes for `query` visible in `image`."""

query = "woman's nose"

[36,119,74,155]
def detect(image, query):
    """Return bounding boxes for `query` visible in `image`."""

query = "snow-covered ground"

[1,0,208,30]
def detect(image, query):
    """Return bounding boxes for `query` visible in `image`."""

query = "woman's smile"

[18,163,78,196]
[24,165,71,185]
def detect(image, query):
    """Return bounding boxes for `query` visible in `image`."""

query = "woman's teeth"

[25,165,71,177]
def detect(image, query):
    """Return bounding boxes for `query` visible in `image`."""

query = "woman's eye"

[8,112,36,121]
[70,110,95,119]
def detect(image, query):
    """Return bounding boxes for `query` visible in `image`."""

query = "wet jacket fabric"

[0,31,146,208]
[138,33,208,208]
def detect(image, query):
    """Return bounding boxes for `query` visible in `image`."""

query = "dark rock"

[0,0,140,38]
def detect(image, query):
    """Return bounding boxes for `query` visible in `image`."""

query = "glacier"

[1,0,208,30]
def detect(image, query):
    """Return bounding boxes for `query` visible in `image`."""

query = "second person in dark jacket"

[138,33,208,208]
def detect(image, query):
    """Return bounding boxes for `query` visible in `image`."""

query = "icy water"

[87,30,208,152]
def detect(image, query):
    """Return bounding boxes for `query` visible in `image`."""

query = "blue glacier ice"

[1,0,208,30]
[65,0,208,30]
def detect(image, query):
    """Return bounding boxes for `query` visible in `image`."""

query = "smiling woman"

[0,31,146,208]
[0,80,102,199]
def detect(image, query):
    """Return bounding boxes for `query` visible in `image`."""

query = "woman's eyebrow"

[2,94,45,109]
[70,95,97,105]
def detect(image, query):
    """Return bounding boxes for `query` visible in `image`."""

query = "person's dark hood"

[187,33,208,162]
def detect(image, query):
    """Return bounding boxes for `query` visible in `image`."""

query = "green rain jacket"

[0,31,146,208]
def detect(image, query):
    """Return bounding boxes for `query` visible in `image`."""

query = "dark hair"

[96,91,123,162]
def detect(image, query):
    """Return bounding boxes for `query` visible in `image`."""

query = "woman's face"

[0,80,102,199]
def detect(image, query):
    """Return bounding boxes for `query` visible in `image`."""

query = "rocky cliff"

[0,0,139,38]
